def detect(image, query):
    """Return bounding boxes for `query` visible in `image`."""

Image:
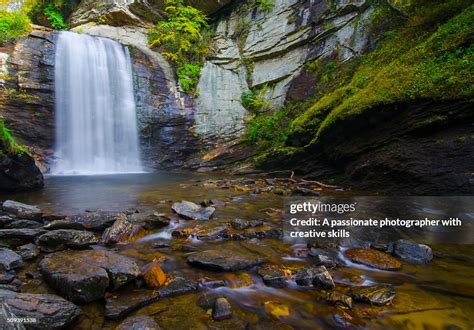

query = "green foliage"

[176,63,202,93]
[148,0,209,95]
[255,0,274,12]
[290,2,474,145]
[0,120,24,156]
[241,84,271,113]
[43,3,67,30]
[0,10,31,45]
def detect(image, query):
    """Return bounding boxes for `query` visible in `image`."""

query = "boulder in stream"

[0,289,81,329]
[295,266,335,289]
[39,250,140,303]
[116,316,161,330]
[158,277,198,297]
[172,201,215,221]
[0,248,22,271]
[37,229,99,252]
[105,288,159,319]
[257,266,287,288]
[101,213,144,245]
[16,243,39,261]
[4,219,43,229]
[343,248,402,270]
[389,239,433,263]
[0,229,47,241]
[351,285,396,305]
[1,200,42,221]
[212,297,233,321]
[187,250,264,272]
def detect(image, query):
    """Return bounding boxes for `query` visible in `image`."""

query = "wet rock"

[197,292,219,309]
[308,248,341,268]
[194,226,228,241]
[171,228,193,239]
[351,285,396,305]
[152,241,171,249]
[0,214,15,228]
[326,291,353,309]
[105,288,159,319]
[101,213,143,245]
[295,266,335,289]
[212,297,232,321]
[176,244,200,252]
[340,238,371,249]
[0,290,81,329]
[390,239,433,263]
[37,230,99,252]
[229,228,282,241]
[0,248,22,271]
[187,250,264,272]
[43,220,86,231]
[0,228,47,241]
[0,152,44,193]
[64,212,119,231]
[344,248,402,270]
[4,219,43,229]
[128,212,170,229]
[142,262,167,288]
[0,270,15,284]
[16,243,39,261]
[199,279,227,289]
[172,201,215,221]
[116,316,161,330]
[257,266,287,288]
[291,187,321,196]
[40,250,140,303]
[230,219,263,230]
[158,277,198,297]
[1,200,42,221]
[0,284,19,292]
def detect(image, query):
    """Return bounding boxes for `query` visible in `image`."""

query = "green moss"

[0,10,31,45]
[290,2,474,146]
[0,120,25,156]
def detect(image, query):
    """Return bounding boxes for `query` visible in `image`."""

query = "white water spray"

[53,31,142,175]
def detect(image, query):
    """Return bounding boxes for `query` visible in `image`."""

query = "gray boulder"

[390,239,433,263]
[37,230,99,252]
[0,248,22,271]
[1,200,42,221]
[187,250,264,272]
[172,201,215,221]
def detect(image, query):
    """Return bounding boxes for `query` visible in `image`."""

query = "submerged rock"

[158,277,198,297]
[0,248,22,271]
[105,288,159,319]
[116,316,161,330]
[0,289,81,329]
[295,266,335,289]
[39,250,140,303]
[212,297,232,321]
[390,239,433,263]
[326,291,353,309]
[172,201,215,221]
[187,250,264,272]
[1,200,42,221]
[16,243,39,261]
[257,266,287,288]
[351,285,396,305]
[37,229,99,252]
[344,248,402,270]
[308,248,341,268]
[230,219,263,230]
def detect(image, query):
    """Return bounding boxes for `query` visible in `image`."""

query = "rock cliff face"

[194,0,376,144]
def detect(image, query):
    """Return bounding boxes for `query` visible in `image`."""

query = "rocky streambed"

[0,175,473,329]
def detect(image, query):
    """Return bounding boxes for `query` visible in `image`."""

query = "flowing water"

[53,32,142,175]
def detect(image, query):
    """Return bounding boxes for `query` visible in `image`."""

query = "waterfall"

[52,31,143,175]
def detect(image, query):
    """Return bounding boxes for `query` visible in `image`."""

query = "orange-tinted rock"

[344,248,402,270]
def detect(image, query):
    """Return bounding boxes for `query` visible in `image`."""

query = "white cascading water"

[53,31,143,175]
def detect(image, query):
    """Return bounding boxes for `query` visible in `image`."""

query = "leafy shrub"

[241,84,271,113]
[149,0,209,94]
[0,10,31,45]
[43,3,67,30]
[255,0,274,12]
